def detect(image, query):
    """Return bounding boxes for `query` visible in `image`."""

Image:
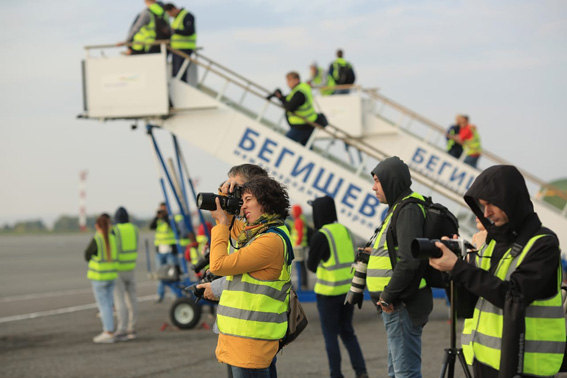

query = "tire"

[170,297,201,329]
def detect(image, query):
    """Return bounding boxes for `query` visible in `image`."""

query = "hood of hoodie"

[114,207,129,224]
[464,165,537,241]
[310,196,337,230]
[370,156,412,206]
[292,204,303,218]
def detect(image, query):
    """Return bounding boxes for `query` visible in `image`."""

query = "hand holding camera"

[265,88,283,100]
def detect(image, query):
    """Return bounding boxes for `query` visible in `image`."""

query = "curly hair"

[227,164,268,182]
[241,176,290,219]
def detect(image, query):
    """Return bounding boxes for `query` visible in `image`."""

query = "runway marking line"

[0,294,159,324]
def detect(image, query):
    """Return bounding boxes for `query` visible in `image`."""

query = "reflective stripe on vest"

[291,215,308,247]
[286,82,317,125]
[217,225,291,340]
[88,233,118,281]
[314,223,355,295]
[170,9,196,50]
[461,235,565,376]
[366,192,427,296]
[114,223,139,272]
[464,126,481,156]
[154,219,176,246]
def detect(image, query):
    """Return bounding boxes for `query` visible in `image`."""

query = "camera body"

[411,238,475,259]
[344,248,370,309]
[196,186,243,216]
[184,271,221,303]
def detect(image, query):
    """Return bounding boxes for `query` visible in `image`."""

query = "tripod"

[439,279,472,378]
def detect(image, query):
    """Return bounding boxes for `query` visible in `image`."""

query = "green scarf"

[236,213,285,248]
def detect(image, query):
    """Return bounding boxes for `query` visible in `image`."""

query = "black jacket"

[450,165,560,376]
[307,196,338,273]
[371,157,432,325]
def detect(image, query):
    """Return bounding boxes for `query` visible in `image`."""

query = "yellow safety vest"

[217,225,291,340]
[464,126,481,156]
[314,223,355,296]
[170,9,196,50]
[114,223,139,272]
[461,235,565,376]
[290,215,308,248]
[312,67,335,96]
[154,218,176,246]
[286,82,318,125]
[133,3,168,52]
[331,57,349,82]
[366,192,427,296]
[87,232,118,281]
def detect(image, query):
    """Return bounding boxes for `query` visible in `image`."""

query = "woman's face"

[241,190,264,224]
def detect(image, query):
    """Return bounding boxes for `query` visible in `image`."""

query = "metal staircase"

[80,44,567,249]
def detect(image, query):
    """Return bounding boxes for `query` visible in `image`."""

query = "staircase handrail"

[361,89,565,197]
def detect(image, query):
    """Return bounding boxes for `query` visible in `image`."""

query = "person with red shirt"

[448,114,482,168]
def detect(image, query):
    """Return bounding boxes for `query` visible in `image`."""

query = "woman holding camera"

[208,176,292,377]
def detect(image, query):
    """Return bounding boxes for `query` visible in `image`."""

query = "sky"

[1,0,566,226]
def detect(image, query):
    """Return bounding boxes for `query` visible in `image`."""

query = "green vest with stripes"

[114,223,139,272]
[154,218,177,246]
[291,215,308,248]
[312,67,335,96]
[217,225,292,340]
[461,235,565,376]
[315,223,355,296]
[87,232,118,281]
[464,126,481,156]
[286,82,318,125]
[170,9,196,50]
[133,3,168,52]
[366,192,427,297]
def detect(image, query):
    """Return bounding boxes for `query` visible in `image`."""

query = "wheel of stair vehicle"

[170,297,201,329]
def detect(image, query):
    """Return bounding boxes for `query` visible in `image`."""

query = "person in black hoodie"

[307,196,368,378]
[363,156,432,377]
[430,165,565,377]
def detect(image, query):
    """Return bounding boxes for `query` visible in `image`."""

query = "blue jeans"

[317,294,367,378]
[285,127,314,146]
[230,366,270,378]
[381,306,424,378]
[91,280,115,332]
[464,155,479,168]
[155,252,178,299]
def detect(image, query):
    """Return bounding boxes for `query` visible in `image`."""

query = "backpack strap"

[266,227,295,266]
[386,196,428,269]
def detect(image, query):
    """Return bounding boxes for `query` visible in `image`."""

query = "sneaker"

[93,332,115,344]
[126,331,137,340]
[114,332,129,342]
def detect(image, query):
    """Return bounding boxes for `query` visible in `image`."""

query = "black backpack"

[337,63,356,85]
[386,196,459,288]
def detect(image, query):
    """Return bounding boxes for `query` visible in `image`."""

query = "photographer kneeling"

[429,165,565,378]
[207,176,292,377]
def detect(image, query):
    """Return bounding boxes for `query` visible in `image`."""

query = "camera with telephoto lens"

[196,186,243,216]
[184,271,221,303]
[344,248,370,309]
[411,238,475,259]
[192,248,210,274]
[265,88,282,100]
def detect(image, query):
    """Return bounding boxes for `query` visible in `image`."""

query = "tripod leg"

[456,349,472,378]
[439,348,455,378]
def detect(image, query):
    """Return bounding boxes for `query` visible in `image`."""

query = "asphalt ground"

[0,233,473,378]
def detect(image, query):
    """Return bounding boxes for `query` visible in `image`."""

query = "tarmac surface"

[0,232,472,378]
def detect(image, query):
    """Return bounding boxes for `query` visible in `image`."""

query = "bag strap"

[386,197,428,269]
[266,227,295,266]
